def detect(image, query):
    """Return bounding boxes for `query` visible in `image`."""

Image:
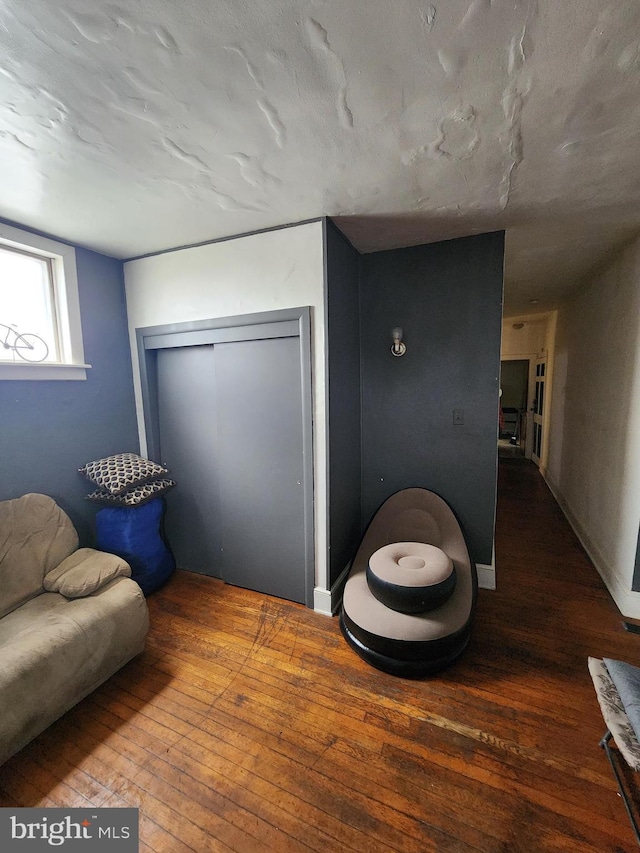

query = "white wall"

[123,221,330,597]
[546,236,640,617]
[501,314,549,359]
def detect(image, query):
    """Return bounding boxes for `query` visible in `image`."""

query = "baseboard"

[477,550,496,590]
[545,473,640,620]
[313,586,332,615]
[313,563,351,616]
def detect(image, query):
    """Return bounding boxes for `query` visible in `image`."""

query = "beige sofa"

[0,493,149,765]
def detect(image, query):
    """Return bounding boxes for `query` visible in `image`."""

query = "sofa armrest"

[44,548,131,598]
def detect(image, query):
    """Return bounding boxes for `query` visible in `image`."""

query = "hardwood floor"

[2,458,639,851]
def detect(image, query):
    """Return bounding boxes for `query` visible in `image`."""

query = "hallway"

[489,456,640,720]
[492,457,627,641]
[469,455,640,850]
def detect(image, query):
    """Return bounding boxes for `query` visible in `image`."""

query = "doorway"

[499,359,528,457]
[136,308,314,607]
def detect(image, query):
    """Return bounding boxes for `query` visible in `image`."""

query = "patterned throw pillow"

[86,478,176,507]
[79,452,168,496]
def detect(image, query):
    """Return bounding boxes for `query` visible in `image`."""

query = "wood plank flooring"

[2,458,640,851]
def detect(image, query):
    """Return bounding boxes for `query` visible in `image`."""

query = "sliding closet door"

[214,336,306,603]
[156,345,220,574]
[154,331,307,604]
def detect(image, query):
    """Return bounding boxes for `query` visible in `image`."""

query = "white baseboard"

[545,473,640,620]
[477,556,496,590]
[313,563,350,616]
[313,587,332,615]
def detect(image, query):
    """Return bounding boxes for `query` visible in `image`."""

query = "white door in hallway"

[532,358,546,467]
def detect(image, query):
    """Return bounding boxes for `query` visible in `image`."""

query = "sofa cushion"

[44,548,131,598]
[79,452,168,496]
[0,494,79,619]
[0,580,149,766]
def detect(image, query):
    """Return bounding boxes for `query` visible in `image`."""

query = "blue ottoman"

[96,497,175,595]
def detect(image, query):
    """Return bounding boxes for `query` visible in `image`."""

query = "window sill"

[0,361,91,381]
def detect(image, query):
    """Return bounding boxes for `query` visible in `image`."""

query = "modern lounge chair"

[340,488,478,677]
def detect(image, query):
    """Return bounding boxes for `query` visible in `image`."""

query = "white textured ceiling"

[1,0,639,315]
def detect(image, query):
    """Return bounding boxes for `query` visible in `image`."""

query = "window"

[0,246,59,363]
[0,223,89,380]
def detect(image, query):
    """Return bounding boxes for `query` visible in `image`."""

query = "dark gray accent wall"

[359,232,505,566]
[325,219,362,586]
[0,242,139,544]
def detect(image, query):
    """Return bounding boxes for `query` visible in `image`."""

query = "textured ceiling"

[1,0,639,315]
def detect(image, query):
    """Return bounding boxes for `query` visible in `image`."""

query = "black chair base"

[340,613,471,678]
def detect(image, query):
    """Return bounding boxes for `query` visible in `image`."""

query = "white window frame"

[0,223,90,380]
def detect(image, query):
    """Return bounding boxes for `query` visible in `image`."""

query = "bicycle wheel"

[14,332,49,362]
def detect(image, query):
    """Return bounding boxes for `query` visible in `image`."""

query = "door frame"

[531,356,547,467]
[500,354,535,459]
[135,307,315,608]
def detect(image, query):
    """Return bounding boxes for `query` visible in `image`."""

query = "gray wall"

[325,219,362,586]
[0,239,139,544]
[359,232,504,565]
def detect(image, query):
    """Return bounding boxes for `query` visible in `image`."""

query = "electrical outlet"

[453,409,464,425]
